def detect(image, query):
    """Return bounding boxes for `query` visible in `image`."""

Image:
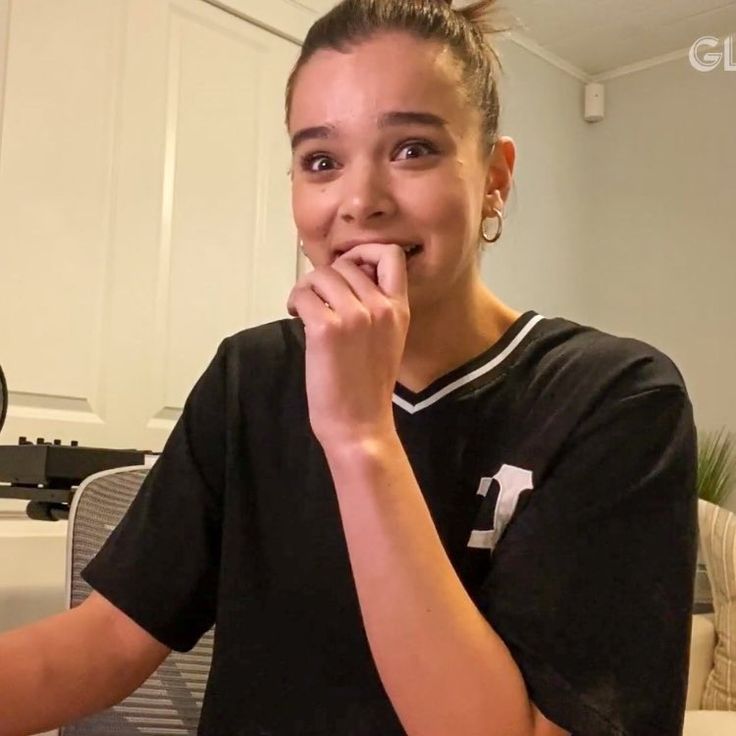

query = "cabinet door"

[0,0,299,465]
[106,0,300,450]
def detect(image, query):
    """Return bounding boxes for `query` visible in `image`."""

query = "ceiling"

[307,0,736,80]
[497,0,736,79]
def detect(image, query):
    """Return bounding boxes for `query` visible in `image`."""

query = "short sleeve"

[479,386,698,736]
[81,340,229,652]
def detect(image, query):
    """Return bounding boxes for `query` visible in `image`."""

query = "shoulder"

[521,314,688,401]
[507,316,696,494]
[222,317,303,356]
[216,318,304,375]
[208,319,306,412]
[506,314,691,445]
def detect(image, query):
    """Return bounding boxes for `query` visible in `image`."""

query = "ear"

[482,136,516,217]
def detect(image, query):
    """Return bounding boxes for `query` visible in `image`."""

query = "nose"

[337,161,397,225]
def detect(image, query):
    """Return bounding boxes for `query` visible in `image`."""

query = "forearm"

[0,608,143,736]
[324,432,537,736]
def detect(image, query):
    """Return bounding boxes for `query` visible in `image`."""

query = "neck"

[398,273,521,394]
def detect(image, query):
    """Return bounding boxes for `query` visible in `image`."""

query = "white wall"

[580,57,736,510]
[482,39,593,323]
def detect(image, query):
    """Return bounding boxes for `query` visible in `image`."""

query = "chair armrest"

[686,614,716,710]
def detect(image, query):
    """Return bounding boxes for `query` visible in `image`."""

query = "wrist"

[319,428,402,465]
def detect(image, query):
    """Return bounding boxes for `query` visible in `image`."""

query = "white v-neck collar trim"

[392,314,545,415]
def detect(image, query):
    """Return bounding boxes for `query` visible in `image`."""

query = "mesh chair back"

[60,466,214,735]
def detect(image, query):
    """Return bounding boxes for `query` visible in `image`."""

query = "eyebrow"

[289,110,448,150]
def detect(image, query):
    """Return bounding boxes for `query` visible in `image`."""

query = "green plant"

[696,427,736,506]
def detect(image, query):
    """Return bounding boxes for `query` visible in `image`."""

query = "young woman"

[20,2,697,735]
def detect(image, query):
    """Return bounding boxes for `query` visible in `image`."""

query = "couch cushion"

[697,499,736,710]
[683,709,736,735]
[687,614,716,709]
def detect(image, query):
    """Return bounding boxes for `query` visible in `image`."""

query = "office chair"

[60,466,214,735]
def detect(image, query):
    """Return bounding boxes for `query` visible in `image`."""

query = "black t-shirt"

[82,311,698,736]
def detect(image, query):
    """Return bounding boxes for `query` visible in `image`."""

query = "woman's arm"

[323,431,568,736]
[287,244,567,736]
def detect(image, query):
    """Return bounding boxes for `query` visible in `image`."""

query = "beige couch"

[684,613,736,734]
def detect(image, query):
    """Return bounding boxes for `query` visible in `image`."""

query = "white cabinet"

[0,0,300,470]
[0,0,307,651]
[0,520,67,633]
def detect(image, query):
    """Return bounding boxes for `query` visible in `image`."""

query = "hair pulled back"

[284,0,509,156]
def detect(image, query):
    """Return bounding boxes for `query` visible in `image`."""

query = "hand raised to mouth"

[286,242,410,450]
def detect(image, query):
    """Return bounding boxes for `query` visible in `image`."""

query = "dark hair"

[284,0,510,156]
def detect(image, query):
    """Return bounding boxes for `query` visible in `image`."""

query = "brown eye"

[395,140,437,161]
[300,154,336,173]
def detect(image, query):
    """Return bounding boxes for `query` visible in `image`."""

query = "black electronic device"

[0,437,155,520]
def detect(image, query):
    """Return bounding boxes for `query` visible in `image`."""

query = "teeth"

[336,244,421,257]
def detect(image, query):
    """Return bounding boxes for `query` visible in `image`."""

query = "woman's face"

[288,31,514,306]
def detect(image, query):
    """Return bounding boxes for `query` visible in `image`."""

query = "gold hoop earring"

[481,207,503,245]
